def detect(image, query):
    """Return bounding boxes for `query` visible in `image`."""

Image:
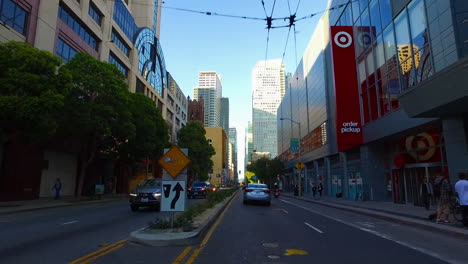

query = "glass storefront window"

[379,76,390,116]
[352,0,360,23]
[369,85,379,120]
[369,0,382,36]
[395,10,415,90]
[387,69,400,110]
[408,0,432,83]
[375,36,385,77]
[361,7,370,27]
[379,0,392,29]
[359,0,368,13]
[383,24,397,71]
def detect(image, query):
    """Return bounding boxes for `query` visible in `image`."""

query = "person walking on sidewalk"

[455,172,468,227]
[52,178,62,200]
[311,182,317,199]
[419,177,433,210]
[435,173,452,223]
[317,182,323,198]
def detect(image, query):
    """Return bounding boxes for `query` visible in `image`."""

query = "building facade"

[205,127,228,187]
[166,72,188,144]
[245,121,253,166]
[228,127,238,181]
[221,97,230,135]
[187,96,205,125]
[0,0,187,200]
[278,0,468,206]
[194,71,222,127]
[252,59,285,158]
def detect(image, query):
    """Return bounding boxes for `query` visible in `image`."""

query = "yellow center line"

[184,192,237,264]
[172,246,192,264]
[79,243,126,264]
[68,239,127,264]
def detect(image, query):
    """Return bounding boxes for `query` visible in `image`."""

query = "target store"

[278,0,468,206]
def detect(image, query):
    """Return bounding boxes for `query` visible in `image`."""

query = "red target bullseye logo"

[334,31,353,48]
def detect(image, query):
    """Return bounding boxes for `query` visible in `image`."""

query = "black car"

[188,182,209,199]
[129,178,162,211]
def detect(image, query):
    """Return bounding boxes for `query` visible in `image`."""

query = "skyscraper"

[245,121,253,165]
[221,98,230,134]
[252,59,285,158]
[193,72,222,127]
[229,128,238,180]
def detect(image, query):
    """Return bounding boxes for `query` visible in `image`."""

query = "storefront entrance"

[392,164,443,205]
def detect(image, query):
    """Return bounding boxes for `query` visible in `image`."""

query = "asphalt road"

[0,197,204,264]
[3,192,468,264]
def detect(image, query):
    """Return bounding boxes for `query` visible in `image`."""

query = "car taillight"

[245,189,253,192]
[201,188,205,191]
[264,190,271,194]
[212,188,216,191]
[188,188,192,191]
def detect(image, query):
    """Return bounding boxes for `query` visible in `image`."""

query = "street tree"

[177,122,215,182]
[246,157,284,187]
[0,41,71,143]
[119,92,169,173]
[61,53,135,199]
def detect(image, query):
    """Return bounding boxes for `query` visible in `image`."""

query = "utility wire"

[281,26,292,63]
[162,6,265,21]
[260,0,268,17]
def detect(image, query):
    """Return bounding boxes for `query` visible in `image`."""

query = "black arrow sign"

[171,182,184,209]
[163,184,171,198]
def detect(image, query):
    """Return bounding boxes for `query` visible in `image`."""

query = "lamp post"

[280,117,303,196]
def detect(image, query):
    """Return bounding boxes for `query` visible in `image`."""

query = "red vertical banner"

[330,26,363,152]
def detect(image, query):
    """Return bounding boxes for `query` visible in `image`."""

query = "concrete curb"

[283,194,468,238]
[0,197,127,215]
[129,190,239,247]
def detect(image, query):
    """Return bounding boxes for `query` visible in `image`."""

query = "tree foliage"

[177,122,215,182]
[246,157,285,187]
[0,41,70,142]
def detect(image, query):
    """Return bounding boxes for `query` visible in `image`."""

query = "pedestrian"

[317,181,323,198]
[311,181,317,199]
[455,172,468,227]
[419,177,433,210]
[52,178,62,200]
[435,173,452,223]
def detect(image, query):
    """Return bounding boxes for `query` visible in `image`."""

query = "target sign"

[334,31,353,48]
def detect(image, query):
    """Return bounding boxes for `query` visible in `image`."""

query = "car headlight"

[152,192,161,198]
[130,193,137,197]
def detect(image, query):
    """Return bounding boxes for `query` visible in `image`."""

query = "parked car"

[243,183,271,206]
[129,178,162,211]
[188,182,209,198]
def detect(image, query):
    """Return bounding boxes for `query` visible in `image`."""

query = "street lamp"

[280,117,303,196]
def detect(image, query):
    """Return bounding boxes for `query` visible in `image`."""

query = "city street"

[53,192,468,264]
[0,198,204,264]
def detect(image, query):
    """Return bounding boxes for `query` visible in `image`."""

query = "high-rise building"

[252,59,285,158]
[245,121,253,165]
[193,72,222,127]
[221,98,230,134]
[228,128,238,181]
[0,0,187,200]
[166,72,188,144]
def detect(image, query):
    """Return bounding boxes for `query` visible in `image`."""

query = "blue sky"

[160,0,329,179]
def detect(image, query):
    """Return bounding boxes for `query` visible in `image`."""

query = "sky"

[159,0,329,180]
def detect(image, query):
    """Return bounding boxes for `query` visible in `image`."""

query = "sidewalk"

[282,192,468,238]
[0,194,127,215]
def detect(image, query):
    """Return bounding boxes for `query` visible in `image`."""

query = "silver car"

[129,178,162,211]
[243,183,271,206]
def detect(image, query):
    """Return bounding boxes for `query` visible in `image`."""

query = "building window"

[58,5,98,50]
[88,2,103,26]
[109,52,128,77]
[136,79,145,93]
[111,29,130,56]
[0,0,28,35]
[56,38,78,63]
[113,0,137,40]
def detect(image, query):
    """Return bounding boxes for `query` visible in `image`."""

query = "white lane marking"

[280,209,289,214]
[304,222,324,233]
[62,221,78,225]
[356,221,375,228]
[279,198,459,264]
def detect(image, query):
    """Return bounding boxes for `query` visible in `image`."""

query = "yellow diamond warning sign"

[295,161,305,171]
[158,146,191,178]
